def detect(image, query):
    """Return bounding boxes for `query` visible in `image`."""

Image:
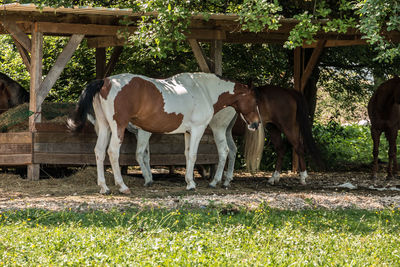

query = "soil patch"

[1,167,399,212]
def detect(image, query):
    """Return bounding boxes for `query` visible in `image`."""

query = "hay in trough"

[0,102,75,132]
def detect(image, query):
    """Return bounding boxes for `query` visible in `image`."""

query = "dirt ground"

[0,166,399,212]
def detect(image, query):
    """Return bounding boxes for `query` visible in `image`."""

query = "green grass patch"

[1,205,400,265]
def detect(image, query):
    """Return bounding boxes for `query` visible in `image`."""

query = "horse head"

[231,82,261,131]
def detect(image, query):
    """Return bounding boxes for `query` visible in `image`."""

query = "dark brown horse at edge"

[368,76,400,180]
[235,84,323,185]
[0,72,29,114]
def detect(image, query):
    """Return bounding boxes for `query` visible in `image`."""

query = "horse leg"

[136,130,153,186]
[371,127,382,179]
[94,124,111,194]
[285,125,308,185]
[107,128,131,194]
[185,126,207,190]
[267,124,284,185]
[209,127,229,188]
[223,125,237,187]
[385,129,398,180]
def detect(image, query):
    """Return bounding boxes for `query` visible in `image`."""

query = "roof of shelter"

[0,3,399,48]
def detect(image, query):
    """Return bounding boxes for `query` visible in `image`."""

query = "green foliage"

[129,0,192,59]
[356,0,400,62]
[238,0,282,32]
[0,207,399,265]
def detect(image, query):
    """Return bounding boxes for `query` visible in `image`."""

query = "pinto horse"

[68,73,261,194]
[0,72,29,113]
[238,85,322,185]
[368,76,400,180]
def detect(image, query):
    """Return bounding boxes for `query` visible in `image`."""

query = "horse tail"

[67,79,104,132]
[244,121,265,172]
[295,92,325,169]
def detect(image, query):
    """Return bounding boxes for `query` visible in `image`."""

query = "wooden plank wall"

[0,132,32,165]
[32,123,219,166]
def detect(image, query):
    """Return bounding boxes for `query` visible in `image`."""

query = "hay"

[0,102,75,132]
[65,166,115,186]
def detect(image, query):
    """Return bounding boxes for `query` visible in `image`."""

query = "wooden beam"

[188,39,211,73]
[300,40,326,92]
[36,22,135,36]
[104,46,123,78]
[28,24,43,180]
[186,29,226,40]
[87,36,126,48]
[29,27,43,132]
[12,36,31,72]
[86,29,226,48]
[1,20,32,53]
[96,47,106,79]
[36,34,84,106]
[303,39,366,48]
[211,40,223,75]
[293,47,302,91]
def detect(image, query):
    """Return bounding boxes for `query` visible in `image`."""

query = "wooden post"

[292,47,303,172]
[28,24,43,180]
[104,46,123,78]
[211,40,223,75]
[188,39,211,73]
[96,47,106,79]
[36,34,84,106]
[292,41,325,173]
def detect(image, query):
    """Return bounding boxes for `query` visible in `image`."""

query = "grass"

[0,205,400,266]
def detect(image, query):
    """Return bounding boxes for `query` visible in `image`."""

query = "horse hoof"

[100,189,111,195]
[300,180,307,185]
[144,181,153,187]
[267,178,275,185]
[223,182,231,188]
[386,177,394,181]
[208,183,217,188]
[186,185,196,191]
[119,188,131,195]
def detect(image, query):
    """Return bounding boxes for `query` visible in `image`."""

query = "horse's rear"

[0,72,29,114]
[368,76,400,179]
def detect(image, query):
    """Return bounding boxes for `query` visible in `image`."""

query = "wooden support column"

[96,47,106,79]
[188,39,211,73]
[12,37,31,72]
[104,46,123,78]
[28,24,43,181]
[37,34,84,106]
[211,40,223,75]
[292,41,325,173]
[1,21,32,73]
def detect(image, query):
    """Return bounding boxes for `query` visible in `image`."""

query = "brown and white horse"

[368,76,400,180]
[68,73,261,194]
[0,72,29,114]
[238,84,322,185]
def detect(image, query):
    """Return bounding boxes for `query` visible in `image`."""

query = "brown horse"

[0,72,29,114]
[237,84,322,185]
[368,76,400,180]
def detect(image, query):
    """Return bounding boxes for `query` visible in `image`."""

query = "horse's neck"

[213,91,237,114]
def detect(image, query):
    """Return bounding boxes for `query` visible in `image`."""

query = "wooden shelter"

[1,3,399,179]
